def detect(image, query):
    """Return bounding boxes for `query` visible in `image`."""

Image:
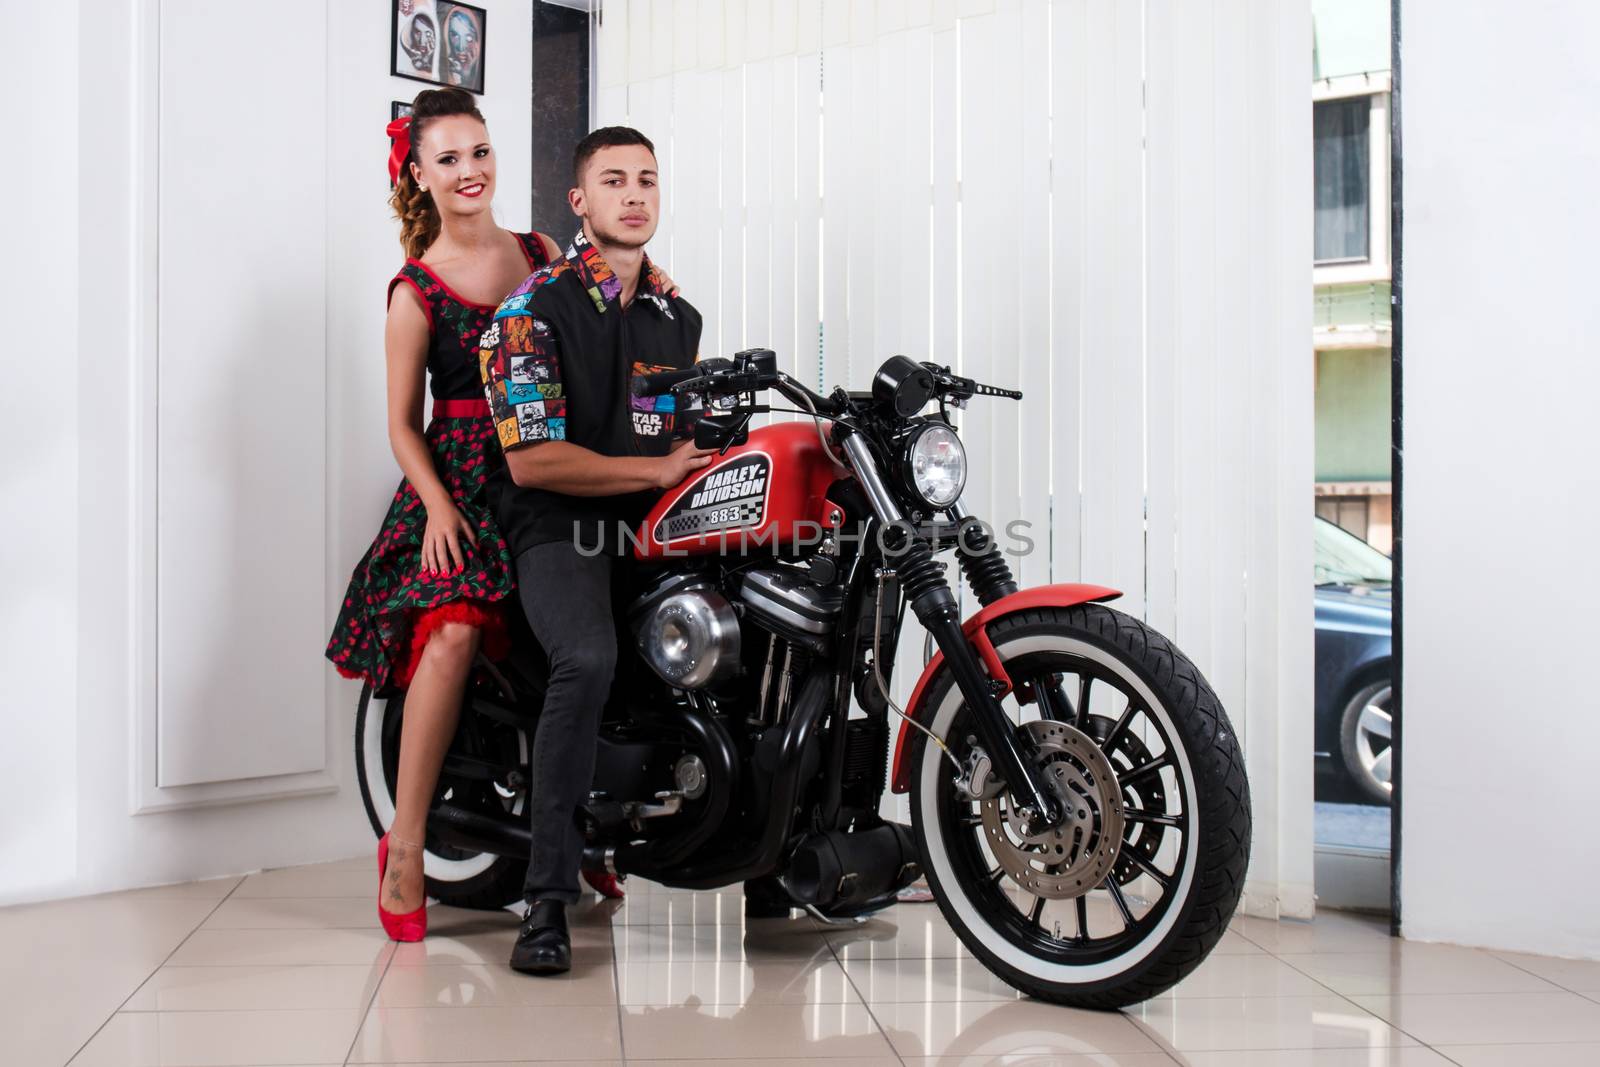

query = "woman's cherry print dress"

[326,232,551,691]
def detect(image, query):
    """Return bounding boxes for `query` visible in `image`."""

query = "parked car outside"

[1314,516,1393,805]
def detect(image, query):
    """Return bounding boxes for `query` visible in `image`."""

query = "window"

[1314,96,1371,263]
[1316,494,1371,544]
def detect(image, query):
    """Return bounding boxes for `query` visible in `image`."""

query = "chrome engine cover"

[630,577,740,689]
[738,566,845,644]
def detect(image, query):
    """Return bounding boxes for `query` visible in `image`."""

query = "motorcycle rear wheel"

[909,604,1251,1008]
[355,681,528,911]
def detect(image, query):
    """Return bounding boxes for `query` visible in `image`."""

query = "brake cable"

[781,377,855,477]
[871,568,961,773]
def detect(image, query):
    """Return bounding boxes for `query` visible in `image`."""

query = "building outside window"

[1315,492,1380,545]
[1310,0,1394,905]
[1315,95,1372,263]
[1312,0,1392,554]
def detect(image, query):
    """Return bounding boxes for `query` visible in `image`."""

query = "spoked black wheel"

[909,604,1250,1008]
[355,674,530,910]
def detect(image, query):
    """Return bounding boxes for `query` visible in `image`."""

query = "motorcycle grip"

[632,361,725,397]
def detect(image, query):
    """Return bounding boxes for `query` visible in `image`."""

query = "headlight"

[905,423,966,507]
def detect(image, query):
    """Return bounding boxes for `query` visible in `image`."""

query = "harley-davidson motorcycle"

[354,349,1251,1008]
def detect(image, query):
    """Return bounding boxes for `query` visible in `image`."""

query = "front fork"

[839,433,1066,831]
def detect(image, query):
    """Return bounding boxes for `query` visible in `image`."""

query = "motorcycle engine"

[629,573,741,689]
[737,566,846,649]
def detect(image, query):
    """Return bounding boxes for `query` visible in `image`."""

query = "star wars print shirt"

[480,229,704,557]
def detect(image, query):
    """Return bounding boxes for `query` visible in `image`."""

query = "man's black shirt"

[481,230,702,557]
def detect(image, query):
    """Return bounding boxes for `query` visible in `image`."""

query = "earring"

[419,184,428,192]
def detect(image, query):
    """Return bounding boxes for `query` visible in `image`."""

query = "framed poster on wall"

[391,0,486,95]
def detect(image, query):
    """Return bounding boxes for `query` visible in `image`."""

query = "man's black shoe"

[510,899,571,975]
[743,875,795,919]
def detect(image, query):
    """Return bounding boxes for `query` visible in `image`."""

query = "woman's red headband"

[387,116,413,186]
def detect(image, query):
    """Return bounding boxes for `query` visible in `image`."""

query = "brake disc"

[979,720,1126,900]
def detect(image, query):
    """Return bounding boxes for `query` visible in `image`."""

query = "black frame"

[390,0,488,95]
[1388,0,1405,937]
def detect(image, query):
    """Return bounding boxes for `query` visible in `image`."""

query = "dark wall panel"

[530,2,590,240]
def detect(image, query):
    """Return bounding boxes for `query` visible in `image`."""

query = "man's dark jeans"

[514,541,618,905]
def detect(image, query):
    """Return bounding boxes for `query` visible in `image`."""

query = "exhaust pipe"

[429,803,531,860]
[783,822,920,913]
[429,693,740,875]
[633,670,833,889]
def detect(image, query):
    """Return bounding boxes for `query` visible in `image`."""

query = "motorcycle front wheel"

[909,604,1251,1009]
[355,680,529,910]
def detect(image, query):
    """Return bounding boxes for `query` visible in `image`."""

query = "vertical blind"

[595,0,1314,918]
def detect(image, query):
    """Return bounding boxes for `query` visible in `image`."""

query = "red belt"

[433,398,490,419]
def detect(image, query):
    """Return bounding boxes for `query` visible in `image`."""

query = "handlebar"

[635,348,1019,416]
[631,358,732,398]
[631,349,840,414]
[933,370,1024,401]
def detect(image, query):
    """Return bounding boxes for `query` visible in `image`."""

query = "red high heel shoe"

[377,833,428,942]
[582,868,626,900]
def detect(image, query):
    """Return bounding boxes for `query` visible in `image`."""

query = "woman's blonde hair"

[389,87,487,259]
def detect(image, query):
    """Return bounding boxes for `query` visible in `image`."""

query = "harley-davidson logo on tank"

[652,453,772,544]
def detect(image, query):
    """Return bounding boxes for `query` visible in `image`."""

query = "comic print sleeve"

[479,311,567,452]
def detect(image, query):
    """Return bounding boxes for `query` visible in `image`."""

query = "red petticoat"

[332,599,511,688]
[399,599,510,687]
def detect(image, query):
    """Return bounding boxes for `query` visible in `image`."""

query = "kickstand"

[803,904,870,927]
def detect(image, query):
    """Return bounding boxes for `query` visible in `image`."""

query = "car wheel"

[1337,680,1393,806]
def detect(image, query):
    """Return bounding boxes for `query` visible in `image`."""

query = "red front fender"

[888,583,1121,794]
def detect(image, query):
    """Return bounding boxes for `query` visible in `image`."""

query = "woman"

[326,88,621,942]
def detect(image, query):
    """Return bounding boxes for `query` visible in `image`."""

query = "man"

[480,127,715,975]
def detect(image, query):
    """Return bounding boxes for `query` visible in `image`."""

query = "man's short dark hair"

[573,126,657,185]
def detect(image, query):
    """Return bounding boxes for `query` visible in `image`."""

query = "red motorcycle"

[355,348,1251,1007]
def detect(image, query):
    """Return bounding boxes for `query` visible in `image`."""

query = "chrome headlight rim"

[904,421,967,508]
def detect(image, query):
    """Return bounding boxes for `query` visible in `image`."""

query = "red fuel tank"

[633,421,848,560]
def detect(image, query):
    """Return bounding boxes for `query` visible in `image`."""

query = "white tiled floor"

[5,856,1599,1066]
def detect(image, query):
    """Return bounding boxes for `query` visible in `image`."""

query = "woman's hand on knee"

[420,502,478,577]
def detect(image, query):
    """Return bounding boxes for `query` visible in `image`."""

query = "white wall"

[1401,2,1600,958]
[0,0,81,895]
[1,0,533,906]
[595,0,1314,918]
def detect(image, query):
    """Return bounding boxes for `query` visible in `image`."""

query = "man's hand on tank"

[657,439,717,488]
